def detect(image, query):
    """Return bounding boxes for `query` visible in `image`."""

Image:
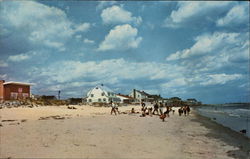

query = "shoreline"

[192,110,250,158]
[0,105,250,158]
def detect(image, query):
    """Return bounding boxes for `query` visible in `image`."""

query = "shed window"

[10,92,18,100]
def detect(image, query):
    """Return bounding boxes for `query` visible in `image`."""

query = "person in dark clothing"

[178,107,183,116]
[153,103,159,115]
[186,106,190,115]
[183,106,187,116]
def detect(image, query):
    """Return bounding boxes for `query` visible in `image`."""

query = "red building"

[0,80,32,101]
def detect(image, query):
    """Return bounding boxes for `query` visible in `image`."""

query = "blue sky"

[0,1,249,104]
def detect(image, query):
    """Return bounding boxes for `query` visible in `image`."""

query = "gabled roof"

[87,84,115,97]
[135,90,150,96]
[116,94,134,99]
[3,81,33,86]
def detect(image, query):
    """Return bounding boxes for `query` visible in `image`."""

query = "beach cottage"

[86,84,120,103]
[116,94,135,104]
[0,80,33,101]
[129,89,162,103]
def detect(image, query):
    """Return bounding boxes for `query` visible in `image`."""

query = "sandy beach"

[0,105,249,159]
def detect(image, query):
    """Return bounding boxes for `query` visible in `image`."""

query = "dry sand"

[0,105,249,159]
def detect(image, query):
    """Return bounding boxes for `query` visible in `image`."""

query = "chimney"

[133,89,136,99]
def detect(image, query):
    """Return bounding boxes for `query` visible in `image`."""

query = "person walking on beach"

[159,102,164,115]
[183,106,187,116]
[164,106,170,117]
[178,107,183,116]
[186,106,190,115]
[110,101,117,115]
[153,102,159,115]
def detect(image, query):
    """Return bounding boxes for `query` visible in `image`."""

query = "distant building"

[129,89,162,103]
[0,80,33,100]
[116,94,135,104]
[86,84,120,103]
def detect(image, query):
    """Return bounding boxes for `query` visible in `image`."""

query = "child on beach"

[159,112,167,122]
[110,101,117,115]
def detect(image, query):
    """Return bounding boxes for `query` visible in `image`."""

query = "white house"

[129,89,149,102]
[116,94,135,104]
[86,84,120,103]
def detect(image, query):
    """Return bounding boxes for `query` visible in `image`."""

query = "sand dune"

[0,105,249,158]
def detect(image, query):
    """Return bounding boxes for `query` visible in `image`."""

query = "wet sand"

[0,105,249,159]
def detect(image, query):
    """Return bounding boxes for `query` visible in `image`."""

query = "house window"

[103,98,106,102]
[108,92,110,96]
[98,98,101,102]
[101,92,105,96]
[22,93,29,99]
[88,99,92,102]
[10,92,18,100]
[91,94,94,97]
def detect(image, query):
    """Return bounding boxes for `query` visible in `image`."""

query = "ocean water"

[195,104,250,138]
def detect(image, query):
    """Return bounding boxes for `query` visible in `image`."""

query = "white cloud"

[74,23,90,32]
[200,74,243,86]
[0,60,8,67]
[164,1,234,28]
[31,58,185,84]
[96,1,117,10]
[217,3,249,27]
[166,32,239,61]
[101,5,142,25]
[8,51,37,62]
[83,38,95,44]
[97,24,142,51]
[8,54,30,62]
[0,1,90,50]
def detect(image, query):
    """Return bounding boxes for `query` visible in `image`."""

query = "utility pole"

[58,90,61,100]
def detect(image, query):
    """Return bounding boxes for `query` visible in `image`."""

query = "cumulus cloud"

[101,5,142,25]
[0,60,8,67]
[96,1,117,10]
[163,1,234,28]
[30,58,185,84]
[216,3,249,27]
[166,32,240,61]
[0,1,90,50]
[97,24,142,51]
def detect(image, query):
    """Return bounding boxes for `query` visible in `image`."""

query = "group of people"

[110,101,191,122]
[178,106,191,116]
[138,102,174,121]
